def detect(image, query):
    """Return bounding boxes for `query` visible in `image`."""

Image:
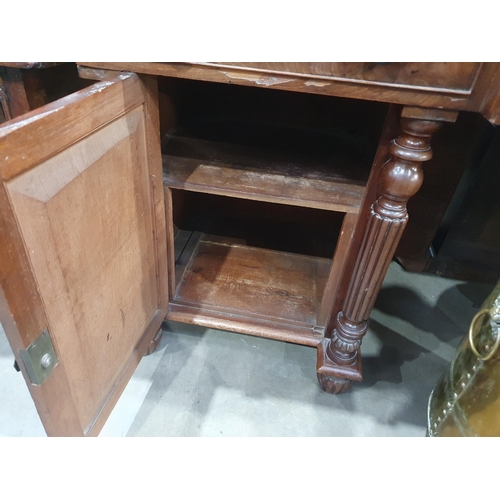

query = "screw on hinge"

[18,329,58,385]
[40,353,53,369]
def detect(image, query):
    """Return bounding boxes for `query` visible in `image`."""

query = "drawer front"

[210,62,482,94]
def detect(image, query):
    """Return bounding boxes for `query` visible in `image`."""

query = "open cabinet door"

[0,73,168,436]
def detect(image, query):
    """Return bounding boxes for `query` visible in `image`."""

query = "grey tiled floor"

[0,262,493,437]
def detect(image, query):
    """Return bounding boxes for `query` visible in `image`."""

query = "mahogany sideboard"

[1,62,499,436]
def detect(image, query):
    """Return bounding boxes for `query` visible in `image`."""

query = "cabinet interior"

[159,76,388,343]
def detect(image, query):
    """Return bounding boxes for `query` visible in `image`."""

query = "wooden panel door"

[0,73,168,436]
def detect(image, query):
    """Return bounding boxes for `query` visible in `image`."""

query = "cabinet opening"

[159,77,383,344]
[167,190,348,344]
[159,77,388,214]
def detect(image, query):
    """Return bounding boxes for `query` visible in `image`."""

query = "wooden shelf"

[162,135,367,214]
[167,232,331,345]
[161,89,382,344]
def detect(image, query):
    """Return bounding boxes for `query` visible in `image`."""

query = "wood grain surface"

[173,235,330,327]
[209,63,482,94]
[163,146,365,213]
[0,74,168,435]
[78,62,500,122]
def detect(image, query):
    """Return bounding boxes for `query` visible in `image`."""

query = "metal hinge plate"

[18,329,58,385]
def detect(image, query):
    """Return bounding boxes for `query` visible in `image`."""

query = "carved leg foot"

[317,373,353,394]
[316,338,362,394]
[145,328,163,356]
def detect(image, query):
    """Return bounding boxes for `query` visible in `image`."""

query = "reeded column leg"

[317,113,448,394]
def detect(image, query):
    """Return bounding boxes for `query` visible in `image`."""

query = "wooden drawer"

[209,62,482,94]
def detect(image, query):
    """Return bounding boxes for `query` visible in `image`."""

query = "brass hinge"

[18,329,59,385]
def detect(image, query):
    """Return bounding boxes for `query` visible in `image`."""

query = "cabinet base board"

[167,302,323,347]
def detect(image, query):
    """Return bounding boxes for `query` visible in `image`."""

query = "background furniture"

[0,63,87,124]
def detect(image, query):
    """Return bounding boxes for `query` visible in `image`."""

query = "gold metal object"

[428,279,500,437]
[469,308,500,361]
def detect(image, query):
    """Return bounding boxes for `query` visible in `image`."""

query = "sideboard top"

[78,62,500,125]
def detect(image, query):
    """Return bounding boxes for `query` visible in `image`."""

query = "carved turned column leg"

[317,115,446,394]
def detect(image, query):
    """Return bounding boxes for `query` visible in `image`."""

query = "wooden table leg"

[317,110,454,394]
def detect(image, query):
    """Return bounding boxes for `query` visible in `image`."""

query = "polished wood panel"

[167,302,323,346]
[0,75,144,180]
[316,213,357,328]
[173,234,330,327]
[0,179,81,435]
[162,142,365,213]
[8,107,158,429]
[142,75,170,305]
[164,187,177,299]
[0,74,168,436]
[210,63,482,94]
[78,63,500,123]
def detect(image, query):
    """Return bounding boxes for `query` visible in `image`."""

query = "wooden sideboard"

[1,62,499,436]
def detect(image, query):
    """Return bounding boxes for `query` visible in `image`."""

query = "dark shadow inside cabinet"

[158,77,388,194]
[159,76,389,344]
